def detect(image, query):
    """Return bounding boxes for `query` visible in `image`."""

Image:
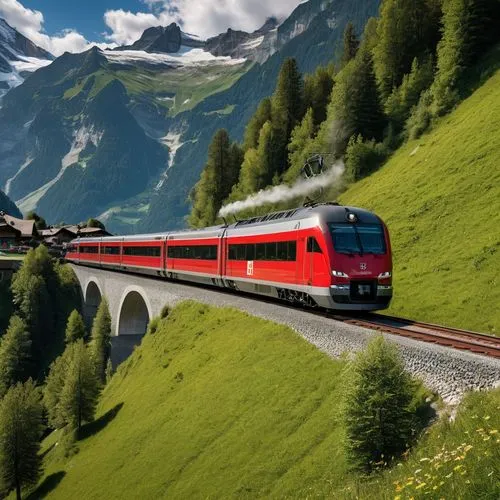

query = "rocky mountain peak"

[119,22,183,53]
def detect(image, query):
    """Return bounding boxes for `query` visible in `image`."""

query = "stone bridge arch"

[112,287,152,366]
[84,278,103,327]
[116,286,152,337]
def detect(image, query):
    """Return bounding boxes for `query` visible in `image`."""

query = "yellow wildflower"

[489,429,498,435]
[415,483,426,490]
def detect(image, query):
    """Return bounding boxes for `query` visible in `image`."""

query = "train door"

[218,228,228,280]
[303,237,314,286]
[166,236,174,272]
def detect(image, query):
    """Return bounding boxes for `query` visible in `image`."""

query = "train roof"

[71,204,383,244]
[227,203,382,229]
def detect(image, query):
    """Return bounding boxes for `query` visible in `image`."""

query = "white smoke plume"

[218,161,345,217]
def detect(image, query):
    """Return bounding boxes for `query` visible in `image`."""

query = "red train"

[65,203,393,311]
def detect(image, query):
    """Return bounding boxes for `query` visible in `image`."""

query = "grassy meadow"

[25,302,499,499]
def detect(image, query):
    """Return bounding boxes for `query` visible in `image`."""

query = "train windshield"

[328,223,386,255]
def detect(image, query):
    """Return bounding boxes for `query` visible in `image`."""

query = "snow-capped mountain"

[0,0,380,232]
[114,20,279,64]
[0,18,53,100]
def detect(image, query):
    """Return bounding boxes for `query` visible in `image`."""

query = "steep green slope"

[340,67,500,334]
[31,302,500,499]
[38,302,350,499]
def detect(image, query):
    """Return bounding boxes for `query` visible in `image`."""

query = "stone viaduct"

[71,265,178,366]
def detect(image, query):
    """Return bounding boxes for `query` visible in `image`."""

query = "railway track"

[73,264,500,360]
[331,313,500,359]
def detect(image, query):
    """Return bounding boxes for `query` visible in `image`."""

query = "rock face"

[0,18,52,61]
[0,18,53,100]
[121,23,183,53]
[205,18,279,62]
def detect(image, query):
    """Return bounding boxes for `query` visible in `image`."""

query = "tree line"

[0,247,113,499]
[189,0,500,226]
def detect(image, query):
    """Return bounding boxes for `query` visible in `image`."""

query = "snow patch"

[11,56,52,73]
[105,47,246,68]
[155,131,183,191]
[182,98,191,105]
[4,156,33,196]
[240,36,265,50]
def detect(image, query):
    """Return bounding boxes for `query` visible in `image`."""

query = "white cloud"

[105,0,303,45]
[0,0,116,56]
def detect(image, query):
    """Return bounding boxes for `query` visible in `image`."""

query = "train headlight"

[378,271,392,279]
[333,270,349,278]
[347,213,358,223]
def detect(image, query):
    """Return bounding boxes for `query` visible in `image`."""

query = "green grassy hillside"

[28,302,499,499]
[36,302,351,499]
[340,67,500,334]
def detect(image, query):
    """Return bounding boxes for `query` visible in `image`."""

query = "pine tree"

[303,66,335,127]
[432,0,500,115]
[59,340,100,432]
[0,380,44,500]
[10,245,66,378]
[43,352,70,429]
[385,55,435,132]
[242,98,272,151]
[188,129,241,227]
[329,44,386,151]
[65,310,86,344]
[344,336,419,472]
[0,316,31,398]
[373,0,441,98]
[271,58,305,174]
[89,297,111,382]
[233,121,277,199]
[341,22,359,67]
[285,108,316,183]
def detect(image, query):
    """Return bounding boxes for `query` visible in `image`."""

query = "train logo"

[360,263,367,270]
[247,261,254,276]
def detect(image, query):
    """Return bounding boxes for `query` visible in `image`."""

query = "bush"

[344,135,388,182]
[344,336,425,473]
[405,89,434,139]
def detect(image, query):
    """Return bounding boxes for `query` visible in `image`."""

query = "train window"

[246,244,255,261]
[102,246,120,255]
[228,241,296,261]
[256,243,266,260]
[81,246,98,254]
[277,242,287,260]
[307,237,322,253]
[167,245,217,260]
[236,245,246,261]
[265,242,277,260]
[123,246,161,257]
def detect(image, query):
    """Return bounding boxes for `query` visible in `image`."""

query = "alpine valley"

[0,0,380,233]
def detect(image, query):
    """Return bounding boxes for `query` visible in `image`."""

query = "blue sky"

[0,0,302,55]
[23,1,144,42]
